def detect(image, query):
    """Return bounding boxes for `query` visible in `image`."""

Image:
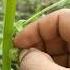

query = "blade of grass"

[2,0,16,70]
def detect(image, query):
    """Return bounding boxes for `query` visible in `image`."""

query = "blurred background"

[0,0,70,70]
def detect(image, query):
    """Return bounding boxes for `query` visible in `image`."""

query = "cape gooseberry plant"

[0,0,69,70]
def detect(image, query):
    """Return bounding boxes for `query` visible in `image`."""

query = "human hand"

[14,9,70,70]
[19,48,70,70]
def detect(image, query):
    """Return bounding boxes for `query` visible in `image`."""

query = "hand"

[14,9,70,70]
[19,48,70,70]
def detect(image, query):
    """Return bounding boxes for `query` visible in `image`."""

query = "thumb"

[20,48,69,70]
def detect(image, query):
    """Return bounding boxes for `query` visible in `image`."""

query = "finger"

[14,20,44,51]
[59,9,70,43]
[20,48,69,70]
[14,9,70,49]
[19,48,54,63]
[13,9,59,49]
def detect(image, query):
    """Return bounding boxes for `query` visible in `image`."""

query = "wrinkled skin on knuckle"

[14,9,70,68]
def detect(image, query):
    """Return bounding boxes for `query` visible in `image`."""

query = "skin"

[14,9,70,70]
[20,48,70,70]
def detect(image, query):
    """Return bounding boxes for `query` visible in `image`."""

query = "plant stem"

[14,0,67,33]
[24,0,66,25]
[2,0,16,70]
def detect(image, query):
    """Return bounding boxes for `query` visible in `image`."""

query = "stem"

[24,0,66,25]
[2,0,16,70]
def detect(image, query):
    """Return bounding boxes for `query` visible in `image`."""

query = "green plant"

[2,0,16,70]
